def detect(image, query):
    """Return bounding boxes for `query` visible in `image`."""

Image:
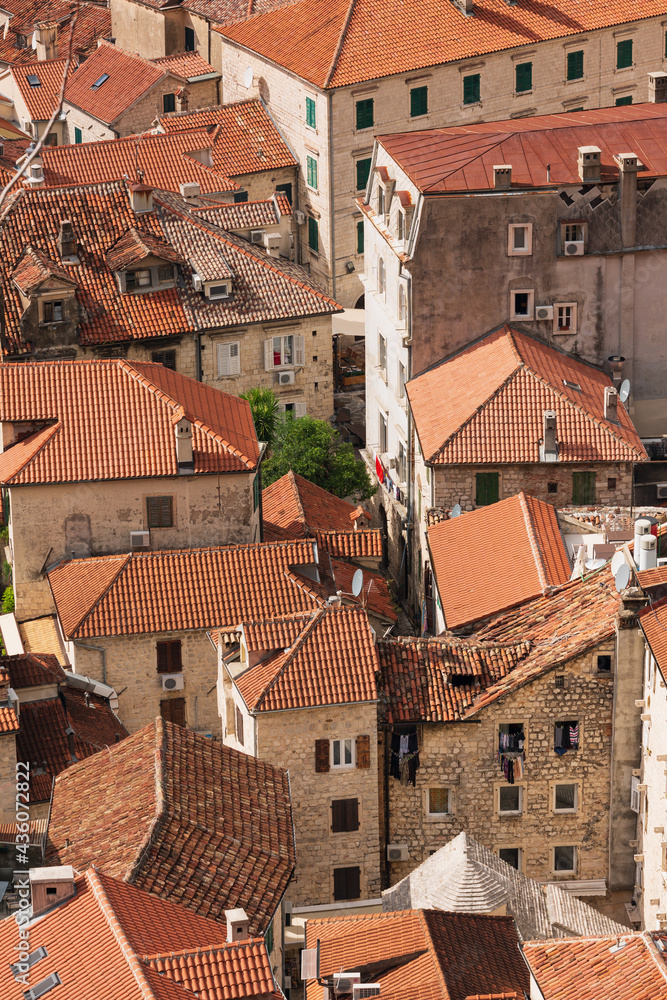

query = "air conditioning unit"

[536,305,553,321]
[657,557,667,567]
[329,974,361,994]
[192,274,203,291]
[564,240,585,255]
[656,482,667,500]
[387,844,409,862]
[130,530,150,550]
[353,986,381,1000]
[263,231,282,249]
[250,229,264,244]
[161,673,184,691]
[278,371,295,385]
[294,209,306,225]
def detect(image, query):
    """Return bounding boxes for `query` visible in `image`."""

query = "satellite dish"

[351,568,364,597]
[610,550,625,576]
[615,563,631,592]
[243,65,254,89]
[451,503,462,518]
[585,558,606,571]
[619,379,631,404]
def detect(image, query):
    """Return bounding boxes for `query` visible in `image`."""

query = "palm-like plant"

[240,387,281,448]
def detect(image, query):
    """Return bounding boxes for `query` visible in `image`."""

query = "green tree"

[240,387,281,448]
[1,585,14,614]
[263,415,376,501]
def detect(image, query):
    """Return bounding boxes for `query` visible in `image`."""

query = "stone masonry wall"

[0,733,17,824]
[256,702,381,906]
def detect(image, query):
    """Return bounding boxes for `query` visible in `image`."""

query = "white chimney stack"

[634,518,652,568]
[604,385,618,423]
[225,907,250,942]
[577,146,601,184]
[175,416,193,473]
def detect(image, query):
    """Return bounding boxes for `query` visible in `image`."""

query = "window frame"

[331,737,355,769]
[265,333,305,370]
[306,154,318,191]
[426,787,452,817]
[305,95,316,129]
[378,256,386,297]
[156,639,182,674]
[184,26,195,51]
[151,349,176,370]
[333,865,361,901]
[378,332,387,374]
[163,92,176,113]
[572,470,596,504]
[379,409,388,454]
[615,94,633,106]
[410,85,428,118]
[554,302,577,335]
[507,223,533,256]
[566,49,584,81]
[552,844,577,874]
[146,495,174,529]
[616,38,633,70]
[498,783,524,816]
[356,97,374,130]
[331,797,360,833]
[476,471,500,507]
[498,846,523,872]
[515,61,532,93]
[554,719,580,752]
[510,288,534,320]
[217,340,241,377]
[463,73,481,105]
[126,268,152,291]
[41,299,64,324]
[74,126,82,144]
[160,696,185,726]
[553,782,579,814]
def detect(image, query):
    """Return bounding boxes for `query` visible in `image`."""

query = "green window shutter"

[356,157,371,191]
[74,127,82,144]
[463,74,480,104]
[356,219,364,255]
[410,86,428,117]
[475,472,500,507]
[572,471,596,504]
[617,39,633,69]
[515,62,532,93]
[567,50,583,80]
[356,98,374,130]
[306,155,318,189]
[305,96,316,128]
[308,216,319,252]
[615,95,633,106]
[253,474,260,512]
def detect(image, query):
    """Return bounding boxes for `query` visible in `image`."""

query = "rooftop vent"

[57,219,77,262]
[23,972,62,1000]
[175,415,193,473]
[225,907,250,942]
[179,181,200,202]
[129,182,153,214]
[648,71,667,103]
[27,74,40,87]
[30,866,75,918]
[541,409,558,462]
[493,164,512,189]
[91,72,109,90]
[577,145,601,184]
[26,161,44,188]
[604,385,618,423]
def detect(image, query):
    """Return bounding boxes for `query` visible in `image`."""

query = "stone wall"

[0,732,17,823]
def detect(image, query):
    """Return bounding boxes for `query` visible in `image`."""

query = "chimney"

[175,86,189,113]
[175,416,194,473]
[225,907,250,942]
[30,866,76,917]
[604,385,619,423]
[607,355,625,386]
[179,181,201,203]
[65,725,77,762]
[493,165,512,189]
[58,219,77,261]
[541,410,558,461]
[639,534,658,571]
[614,152,639,249]
[454,0,474,13]
[34,21,58,61]
[648,71,667,103]
[129,182,154,213]
[25,159,44,188]
[577,146,601,184]
[634,518,652,567]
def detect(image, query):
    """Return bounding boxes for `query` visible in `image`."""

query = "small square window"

[554,783,578,812]
[306,95,316,128]
[553,845,577,872]
[547,482,558,493]
[554,720,579,751]
[616,38,633,69]
[555,303,576,334]
[607,477,617,490]
[555,674,565,688]
[410,85,428,118]
[333,865,361,900]
[615,95,633,106]
[515,62,532,93]
[463,73,480,105]
[152,350,176,370]
[499,847,521,870]
[510,289,533,320]
[42,300,63,323]
[597,654,612,673]
[356,98,374,130]
[508,223,532,256]
[331,738,355,768]
[147,495,173,528]
[428,788,451,815]
[499,785,522,814]
[567,50,584,80]
[158,265,174,283]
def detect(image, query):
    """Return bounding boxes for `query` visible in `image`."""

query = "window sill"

[507,250,533,257]
[39,320,66,326]
[614,65,635,73]
[330,765,356,772]
[514,90,533,97]
[425,812,452,820]
[498,812,523,818]
[217,373,243,380]
[462,101,482,109]
[553,809,578,815]
[356,126,374,133]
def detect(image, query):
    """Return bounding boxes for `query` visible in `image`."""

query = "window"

[217,341,241,376]
[398,285,406,322]
[280,400,307,417]
[397,440,407,483]
[27,73,41,87]
[184,26,195,50]
[615,95,633,106]
[331,738,355,768]
[163,92,176,113]
[397,210,405,241]
[306,155,318,190]
[152,349,176,370]
[15,33,27,48]
[356,98,374,130]
[555,674,565,688]
[510,289,534,319]
[607,477,617,490]
[265,334,305,369]
[499,847,521,870]
[147,495,173,528]
[356,157,371,191]
[22,972,62,998]
[333,866,360,900]
[265,919,273,955]
[410,85,428,117]
[463,73,480,104]
[157,640,182,673]
[572,471,596,504]
[499,722,525,752]
[548,482,558,493]
[91,73,109,90]
[234,191,248,203]
[42,300,63,323]
[567,50,584,80]
[331,798,359,832]
[508,223,532,256]
[74,127,82,144]
[631,774,640,812]
[208,284,229,299]
[378,257,386,296]
[555,303,576,333]
[597,654,612,673]
[554,783,578,812]
[499,785,523,815]
[253,474,260,511]
[158,265,174,283]
[397,360,406,398]
[306,95,316,128]
[379,410,388,454]
[11,947,48,980]
[378,186,385,218]
[308,216,318,252]
[378,332,387,373]
[126,269,152,290]
[616,38,633,69]
[515,62,532,93]
[563,222,585,243]
[553,845,576,873]
[428,788,451,815]
[356,219,364,255]
[476,472,499,507]
[235,705,244,745]
[160,697,185,726]
[554,720,579,751]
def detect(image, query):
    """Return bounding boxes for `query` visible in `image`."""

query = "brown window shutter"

[160,697,185,726]
[167,640,182,672]
[315,739,330,773]
[347,798,359,832]
[156,642,169,673]
[160,496,173,526]
[331,799,345,833]
[356,734,370,769]
[333,866,360,900]
[147,496,160,528]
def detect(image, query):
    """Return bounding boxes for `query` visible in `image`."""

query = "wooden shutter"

[315,738,330,772]
[157,640,181,673]
[218,342,241,377]
[334,866,360,901]
[160,697,185,726]
[346,797,359,831]
[475,473,499,507]
[293,335,305,367]
[294,402,307,418]
[573,471,596,505]
[236,705,244,745]
[264,339,275,371]
[331,799,345,833]
[356,734,370,769]
[156,642,169,673]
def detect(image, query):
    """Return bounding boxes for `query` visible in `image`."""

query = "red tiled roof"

[329,556,397,621]
[218,0,667,90]
[153,50,218,79]
[522,934,667,1000]
[0,1,109,67]
[105,227,185,269]
[11,244,76,294]
[235,606,378,711]
[316,529,382,559]
[65,43,166,125]
[637,566,667,590]
[1,651,65,687]
[46,718,296,934]
[11,57,74,120]
[377,105,667,194]
[305,909,529,1000]
[428,493,571,629]
[639,594,667,674]
[48,540,324,638]
[0,705,19,733]
[407,326,648,465]
[181,0,295,23]
[263,470,375,542]
[194,193,292,231]
[0,359,259,484]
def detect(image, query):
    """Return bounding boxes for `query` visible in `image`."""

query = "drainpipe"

[73,641,107,685]
[404,269,414,611]
[194,333,202,381]
[328,91,336,300]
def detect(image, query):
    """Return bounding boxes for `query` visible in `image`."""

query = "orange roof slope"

[11,57,74,119]
[46,718,296,934]
[263,470,370,539]
[217,0,667,89]
[235,606,378,712]
[0,1,110,67]
[523,935,667,1000]
[0,651,65,687]
[428,493,571,629]
[0,360,259,485]
[407,325,647,465]
[305,909,529,1000]
[639,594,667,673]
[377,104,667,193]
[65,44,166,125]
[48,540,324,638]
[153,50,218,79]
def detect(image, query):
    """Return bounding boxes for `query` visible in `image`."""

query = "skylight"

[563,379,581,392]
[11,946,48,979]
[27,74,40,87]
[91,73,109,90]
[23,972,61,1000]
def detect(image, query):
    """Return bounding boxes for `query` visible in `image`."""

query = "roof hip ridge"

[59,551,131,638]
[288,469,309,533]
[324,0,357,89]
[2,422,60,484]
[254,608,325,710]
[518,493,550,594]
[421,132,513,193]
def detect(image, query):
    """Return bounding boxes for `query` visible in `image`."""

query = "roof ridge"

[421,133,511,193]
[288,469,309,531]
[323,0,357,88]
[518,493,550,594]
[418,909,453,996]
[127,717,170,885]
[56,552,131,637]
[253,609,324,710]
[429,366,522,463]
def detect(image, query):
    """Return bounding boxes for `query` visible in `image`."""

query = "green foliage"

[1,585,14,614]
[263,415,376,501]
[240,387,281,448]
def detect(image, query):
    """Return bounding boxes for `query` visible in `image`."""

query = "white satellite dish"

[585,558,606,571]
[610,550,625,576]
[243,65,254,89]
[614,563,631,592]
[451,503,462,518]
[351,568,364,597]
[619,379,631,404]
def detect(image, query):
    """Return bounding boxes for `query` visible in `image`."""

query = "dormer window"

[158,265,174,283]
[15,33,27,48]
[91,73,109,90]
[27,74,41,87]
[208,283,230,299]
[126,269,151,290]
[41,300,64,323]
[120,263,177,293]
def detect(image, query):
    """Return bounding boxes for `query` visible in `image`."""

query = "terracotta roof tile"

[105,226,184,269]
[218,0,667,90]
[263,471,377,546]
[637,566,667,590]
[315,529,382,559]
[48,540,324,638]
[639,594,667,674]
[153,50,218,79]
[0,651,65,687]
[10,56,75,120]
[428,493,572,629]
[65,43,166,125]
[0,704,19,732]
[181,0,294,23]
[11,244,77,294]
[46,718,296,934]
[144,941,276,1000]
[0,359,259,484]
[0,1,109,67]
[407,326,647,465]
[194,194,292,230]
[328,557,396,621]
